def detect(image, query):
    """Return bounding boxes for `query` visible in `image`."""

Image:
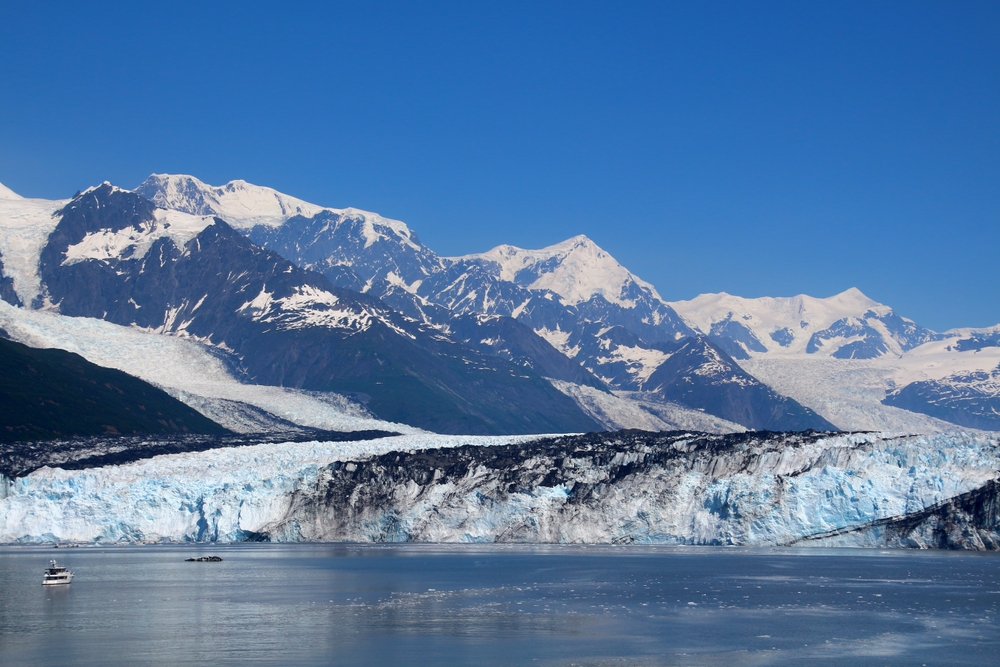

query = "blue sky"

[1,2,997,330]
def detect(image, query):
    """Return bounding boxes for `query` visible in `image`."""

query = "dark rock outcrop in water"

[797,479,1000,550]
[890,480,1000,549]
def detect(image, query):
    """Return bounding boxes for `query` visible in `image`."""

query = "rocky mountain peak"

[136,173,326,228]
[455,234,661,308]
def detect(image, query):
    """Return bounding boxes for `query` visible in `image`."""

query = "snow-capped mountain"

[439,235,691,338]
[660,290,1000,431]
[4,183,601,435]
[0,177,735,436]
[135,176,832,431]
[135,174,690,333]
[136,174,444,317]
[428,235,696,360]
[4,173,998,434]
[135,174,327,227]
[668,288,941,360]
[458,235,656,306]
[132,173,1000,433]
[135,175,820,430]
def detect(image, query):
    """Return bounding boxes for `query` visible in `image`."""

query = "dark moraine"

[0,429,398,480]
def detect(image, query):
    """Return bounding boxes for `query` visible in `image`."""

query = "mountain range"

[0,173,997,436]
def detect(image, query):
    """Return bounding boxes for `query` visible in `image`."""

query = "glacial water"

[1,544,998,666]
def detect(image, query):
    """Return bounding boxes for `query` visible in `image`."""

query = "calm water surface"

[1,544,998,666]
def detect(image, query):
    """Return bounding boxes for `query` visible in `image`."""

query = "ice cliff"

[2,430,998,548]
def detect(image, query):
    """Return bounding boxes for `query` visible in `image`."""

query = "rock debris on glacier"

[2,430,998,549]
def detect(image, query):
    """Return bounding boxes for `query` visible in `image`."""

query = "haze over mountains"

[0,174,998,437]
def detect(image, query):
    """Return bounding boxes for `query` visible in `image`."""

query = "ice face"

[2,431,997,546]
[0,434,544,543]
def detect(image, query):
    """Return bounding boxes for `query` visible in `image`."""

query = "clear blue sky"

[1,2,997,330]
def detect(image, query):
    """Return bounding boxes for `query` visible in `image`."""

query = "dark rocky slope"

[795,479,1000,550]
[0,336,228,442]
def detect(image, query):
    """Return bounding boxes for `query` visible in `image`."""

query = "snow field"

[0,192,68,305]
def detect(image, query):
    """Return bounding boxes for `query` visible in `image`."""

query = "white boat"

[42,560,74,585]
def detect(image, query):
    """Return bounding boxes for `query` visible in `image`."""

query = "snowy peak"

[52,183,218,268]
[0,181,23,200]
[135,174,421,250]
[671,288,883,336]
[79,181,132,198]
[668,288,938,359]
[334,207,424,252]
[455,234,662,308]
[136,174,326,228]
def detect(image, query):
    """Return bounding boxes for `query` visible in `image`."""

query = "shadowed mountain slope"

[0,336,229,442]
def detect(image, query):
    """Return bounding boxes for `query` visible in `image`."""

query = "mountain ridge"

[2,174,997,433]
[124,174,1000,432]
[29,184,602,435]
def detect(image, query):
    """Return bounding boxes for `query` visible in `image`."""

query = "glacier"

[267,430,1000,546]
[0,434,541,543]
[3,430,998,548]
[0,300,418,435]
[547,379,746,434]
[740,356,967,434]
